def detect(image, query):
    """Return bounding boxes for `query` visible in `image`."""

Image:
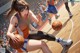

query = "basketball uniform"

[14,14,30,52]
[46,0,58,14]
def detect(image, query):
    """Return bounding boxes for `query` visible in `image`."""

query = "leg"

[27,39,52,53]
[65,2,71,13]
[55,14,60,19]
[46,5,59,24]
[64,2,73,18]
[28,31,56,41]
[28,31,73,53]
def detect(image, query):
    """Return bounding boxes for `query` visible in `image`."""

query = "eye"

[20,9,24,12]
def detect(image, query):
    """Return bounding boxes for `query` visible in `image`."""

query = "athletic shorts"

[17,39,28,52]
[46,4,58,14]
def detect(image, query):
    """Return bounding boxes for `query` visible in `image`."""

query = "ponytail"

[7,0,29,17]
[7,0,17,17]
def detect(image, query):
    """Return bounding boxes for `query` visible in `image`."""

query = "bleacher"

[0,0,11,7]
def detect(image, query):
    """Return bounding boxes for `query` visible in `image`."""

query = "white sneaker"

[55,14,60,19]
[58,38,73,53]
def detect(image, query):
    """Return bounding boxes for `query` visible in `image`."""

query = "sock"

[55,37,62,42]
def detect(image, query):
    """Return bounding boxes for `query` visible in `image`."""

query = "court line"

[69,40,80,50]
[68,19,74,39]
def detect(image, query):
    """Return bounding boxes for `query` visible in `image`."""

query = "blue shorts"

[20,39,28,52]
[46,5,58,14]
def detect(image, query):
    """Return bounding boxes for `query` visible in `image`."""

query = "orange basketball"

[52,20,62,31]
[9,34,24,49]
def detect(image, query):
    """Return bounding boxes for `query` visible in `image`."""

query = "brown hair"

[7,0,29,17]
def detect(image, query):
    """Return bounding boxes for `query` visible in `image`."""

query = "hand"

[9,33,20,44]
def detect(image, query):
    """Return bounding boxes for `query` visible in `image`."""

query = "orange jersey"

[15,26,29,39]
[47,0,54,5]
[14,13,30,39]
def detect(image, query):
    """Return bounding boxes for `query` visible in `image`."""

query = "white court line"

[0,1,12,15]
[49,19,80,52]
[69,40,80,50]
[49,19,74,48]
[68,19,74,39]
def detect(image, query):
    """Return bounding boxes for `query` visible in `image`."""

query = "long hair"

[7,0,29,17]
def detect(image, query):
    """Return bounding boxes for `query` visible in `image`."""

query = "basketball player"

[7,0,73,53]
[63,0,73,18]
[38,3,47,22]
[46,0,60,24]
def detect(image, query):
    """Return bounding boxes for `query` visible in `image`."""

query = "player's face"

[20,7,29,17]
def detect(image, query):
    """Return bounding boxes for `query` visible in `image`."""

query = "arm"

[41,5,46,11]
[7,16,16,37]
[29,10,39,24]
[29,10,42,26]
[7,16,19,43]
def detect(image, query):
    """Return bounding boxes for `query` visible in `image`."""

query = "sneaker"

[58,38,73,53]
[55,14,60,19]
[48,18,51,24]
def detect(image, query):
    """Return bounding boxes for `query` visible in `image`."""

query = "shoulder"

[28,10,35,17]
[10,14,18,24]
[29,10,33,15]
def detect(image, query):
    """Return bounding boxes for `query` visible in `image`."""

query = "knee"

[41,41,47,47]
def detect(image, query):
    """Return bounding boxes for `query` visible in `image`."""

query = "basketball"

[52,20,62,31]
[9,34,24,49]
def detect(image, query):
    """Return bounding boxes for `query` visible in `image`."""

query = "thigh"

[26,39,42,51]
[17,39,42,52]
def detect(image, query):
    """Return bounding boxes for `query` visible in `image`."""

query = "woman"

[7,0,73,53]
[46,0,60,24]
